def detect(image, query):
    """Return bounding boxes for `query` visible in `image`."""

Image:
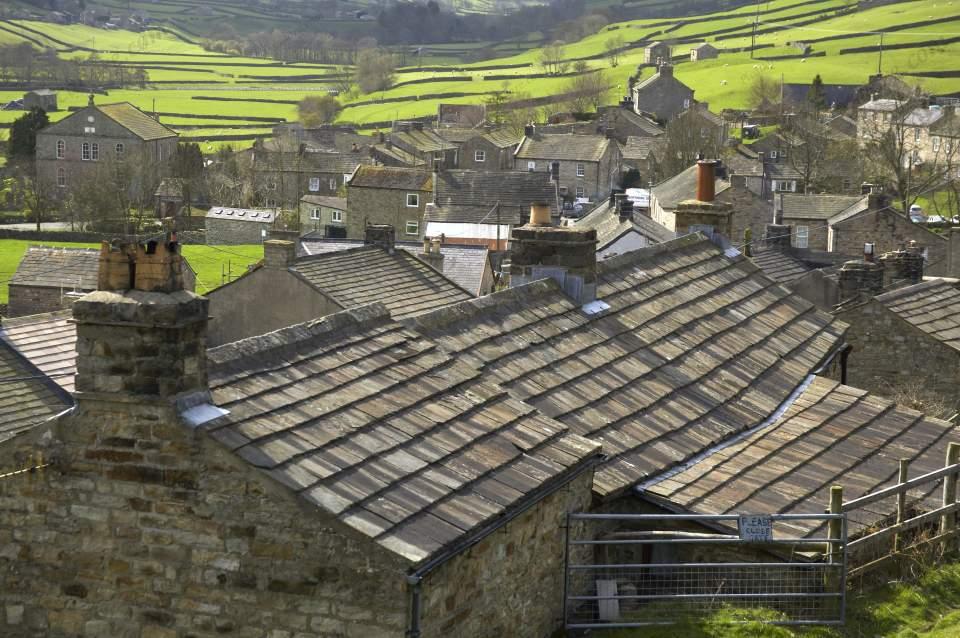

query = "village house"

[596,104,664,144]
[299,194,348,236]
[205,228,475,345]
[383,122,459,169]
[3,223,959,634]
[35,97,178,198]
[370,137,427,168]
[300,235,496,296]
[345,165,432,240]
[778,193,865,251]
[7,246,100,317]
[205,207,277,245]
[643,41,671,64]
[513,127,621,203]
[250,141,370,210]
[689,42,719,61]
[572,192,676,260]
[632,64,694,123]
[619,136,662,185]
[456,129,522,171]
[23,89,58,112]
[437,103,486,128]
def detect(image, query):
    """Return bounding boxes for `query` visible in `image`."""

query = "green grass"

[0,240,263,304]
[596,561,960,638]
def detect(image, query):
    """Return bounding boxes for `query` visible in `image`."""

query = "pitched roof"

[391,129,454,154]
[370,143,427,167]
[749,248,816,284]
[428,170,558,224]
[482,129,522,149]
[11,246,99,290]
[641,376,958,538]
[515,134,611,162]
[434,128,481,144]
[0,337,72,443]
[205,207,275,224]
[859,98,902,112]
[875,280,960,352]
[0,310,77,394]
[651,164,730,211]
[633,68,693,96]
[828,196,870,224]
[574,200,676,250]
[348,166,432,191]
[255,149,369,174]
[780,194,865,221]
[620,136,660,161]
[406,235,846,499]
[205,304,600,564]
[299,238,491,296]
[95,102,177,141]
[290,247,474,320]
[691,43,718,52]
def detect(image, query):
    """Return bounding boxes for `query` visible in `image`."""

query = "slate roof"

[204,304,600,564]
[602,108,664,137]
[859,99,902,112]
[930,109,960,138]
[482,129,523,149]
[391,129,454,154]
[205,207,275,224]
[349,166,432,191]
[299,238,491,296]
[300,195,347,210]
[621,136,660,161]
[828,196,870,225]
[11,246,99,291]
[371,144,427,167]
[875,280,960,352]
[435,128,481,144]
[255,150,369,174]
[0,337,72,443]
[406,235,847,499]
[574,200,676,250]
[429,170,559,224]
[749,248,816,284]
[290,247,475,320]
[651,164,730,211]
[633,68,693,96]
[515,134,612,163]
[0,311,77,394]
[780,194,865,221]
[642,376,958,538]
[95,102,177,140]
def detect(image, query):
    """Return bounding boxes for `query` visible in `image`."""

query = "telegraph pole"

[877,32,885,75]
[750,0,762,59]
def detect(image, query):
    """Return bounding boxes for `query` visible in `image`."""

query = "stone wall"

[345,187,427,241]
[516,143,621,203]
[7,284,72,318]
[717,185,772,251]
[782,216,828,251]
[633,69,693,123]
[0,398,410,638]
[419,470,594,638]
[205,219,270,245]
[831,208,948,276]
[833,298,960,409]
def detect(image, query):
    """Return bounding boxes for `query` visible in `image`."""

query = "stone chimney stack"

[838,257,885,301]
[614,193,633,222]
[263,240,296,269]
[765,223,793,251]
[659,63,673,78]
[509,204,598,305]
[879,242,924,285]
[417,236,445,272]
[75,238,208,399]
[524,123,536,138]
[364,224,396,254]
[867,185,890,212]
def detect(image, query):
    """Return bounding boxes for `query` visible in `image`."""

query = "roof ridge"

[598,233,713,276]
[875,278,952,303]
[0,309,74,328]
[207,303,393,370]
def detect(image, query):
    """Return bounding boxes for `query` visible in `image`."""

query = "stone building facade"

[36,99,178,199]
[514,132,622,203]
[457,130,520,171]
[204,208,276,245]
[345,166,432,240]
[632,64,694,124]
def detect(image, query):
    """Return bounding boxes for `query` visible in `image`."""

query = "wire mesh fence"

[563,513,847,630]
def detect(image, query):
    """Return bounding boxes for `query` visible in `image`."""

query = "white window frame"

[915,127,922,142]
[795,226,809,249]
[115,143,124,161]
[83,126,95,134]
[329,178,336,190]
[527,161,536,172]
[57,167,66,187]
[81,142,90,161]
[406,193,419,207]
[310,207,321,220]
[332,209,343,223]
[683,98,691,109]
[575,186,585,198]
[91,143,99,161]
[933,136,941,152]
[576,163,585,177]
[769,150,777,159]
[56,139,65,159]
[309,177,320,192]
[405,220,419,235]
[475,150,485,162]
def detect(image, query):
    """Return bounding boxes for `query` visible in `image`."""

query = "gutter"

[404,453,603,638]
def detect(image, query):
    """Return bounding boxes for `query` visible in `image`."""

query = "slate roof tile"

[780,194,865,221]
[0,310,77,393]
[11,246,99,290]
[875,280,960,352]
[749,248,816,284]
[95,102,178,140]
[348,166,432,190]
[0,337,72,443]
[515,134,612,162]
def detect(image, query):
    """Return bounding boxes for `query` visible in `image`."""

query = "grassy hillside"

[2,0,959,146]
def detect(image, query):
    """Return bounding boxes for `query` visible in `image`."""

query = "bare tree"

[563,69,611,114]
[605,34,626,67]
[659,108,725,180]
[748,72,780,109]
[298,95,343,126]
[354,48,396,95]
[539,41,568,76]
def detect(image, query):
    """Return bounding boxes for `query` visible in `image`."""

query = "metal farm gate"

[563,513,847,630]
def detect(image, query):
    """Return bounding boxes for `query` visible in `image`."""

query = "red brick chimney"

[696,160,716,203]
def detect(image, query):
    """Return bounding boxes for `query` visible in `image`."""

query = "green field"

[1,0,959,145]
[0,240,263,304]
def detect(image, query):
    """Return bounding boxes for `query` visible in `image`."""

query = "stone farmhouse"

[643,41,671,64]
[513,128,621,203]
[36,98,178,198]
[778,194,865,251]
[23,89,58,112]
[250,140,370,210]
[857,100,960,169]
[299,195,348,236]
[632,64,694,123]
[689,42,718,61]
[456,129,522,171]
[2,224,959,635]
[345,166,432,240]
[205,228,474,345]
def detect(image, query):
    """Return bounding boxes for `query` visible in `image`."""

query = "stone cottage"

[513,129,621,203]
[689,42,719,61]
[779,193,865,251]
[643,41,671,64]
[345,166,432,240]
[632,64,694,123]
[250,141,370,210]
[457,129,522,171]
[23,89,58,112]
[36,97,178,199]
[300,195,348,236]
[0,237,601,638]
[205,228,475,345]
[7,246,101,317]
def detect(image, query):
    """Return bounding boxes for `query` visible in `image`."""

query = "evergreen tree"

[807,74,827,112]
[7,107,49,161]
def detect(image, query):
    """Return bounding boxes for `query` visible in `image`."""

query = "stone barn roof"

[205,207,276,224]
[874,280,960,352]
[780,194,865,221]
[11,246,100,291]
[749,248,817,284]
[205,304,601,564]
[0,336,72,443]
[348,166,432,191]
[515,134,612,163]
[0,310,77,394]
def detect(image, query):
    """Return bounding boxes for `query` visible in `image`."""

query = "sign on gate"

[563,512,847,630]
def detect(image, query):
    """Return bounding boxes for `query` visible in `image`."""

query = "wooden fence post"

[940,442,960,553]
[826,485,843,590]
[895,459,909,553]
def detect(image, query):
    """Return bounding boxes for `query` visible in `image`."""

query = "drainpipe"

[406,575,423,638]
[839,344,853,385]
